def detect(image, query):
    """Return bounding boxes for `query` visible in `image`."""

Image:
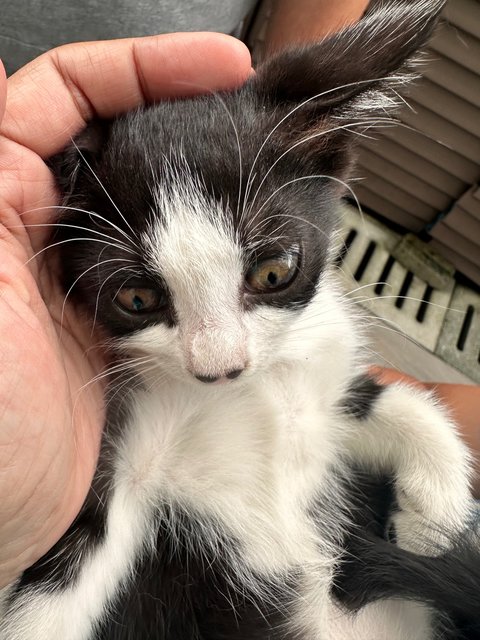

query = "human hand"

[264,0,369,54]
[0,33,251,588]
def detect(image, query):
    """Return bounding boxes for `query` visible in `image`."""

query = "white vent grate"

[337,205,480,383]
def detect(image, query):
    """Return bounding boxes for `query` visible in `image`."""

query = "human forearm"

[265,0,370,53]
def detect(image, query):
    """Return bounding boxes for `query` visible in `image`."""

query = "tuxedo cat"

[2,0,479,638]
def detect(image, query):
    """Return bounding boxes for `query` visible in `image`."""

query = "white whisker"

[90,266,141,336]
[246,118,394,217]
[24,237,135,268]
[59,258,137,341]
[18,205,138,248]
[246,174,363,235]
[76,356,157,396]
[348,293,464,314]
[71,140,138,239]
[11,221,137,255]
[242,75,405,219]
[248,212,333,243]
[210,93,243,224]
[71,355,157,429]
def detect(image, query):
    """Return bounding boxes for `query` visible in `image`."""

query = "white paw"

[391,471,472,555]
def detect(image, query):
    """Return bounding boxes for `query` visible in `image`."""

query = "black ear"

[48,119,111,196]
[253,0,444,121]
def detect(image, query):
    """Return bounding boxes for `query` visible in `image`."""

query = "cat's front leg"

[341,376,473,552]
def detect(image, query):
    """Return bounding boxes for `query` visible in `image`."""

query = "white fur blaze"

[142,169,248,378]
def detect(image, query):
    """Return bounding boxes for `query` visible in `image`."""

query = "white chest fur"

[116,365,344,571]
[2,363,347,640]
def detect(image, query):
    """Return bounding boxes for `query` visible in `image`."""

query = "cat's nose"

[225,369,243,380]
[195,374,219,384]
[194,368,244,384]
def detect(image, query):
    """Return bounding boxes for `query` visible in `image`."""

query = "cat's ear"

[253,0,444,123]
[48,119,111,196]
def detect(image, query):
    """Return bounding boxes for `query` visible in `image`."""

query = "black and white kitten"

[2,1,480,638]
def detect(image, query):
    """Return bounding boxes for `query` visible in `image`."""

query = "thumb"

[0,60,6,124]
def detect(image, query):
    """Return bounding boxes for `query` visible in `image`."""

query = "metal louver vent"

[355,0,480,286]
[337,205,480,383]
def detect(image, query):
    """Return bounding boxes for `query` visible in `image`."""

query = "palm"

[0,136,104,585]
[0,28,251,589]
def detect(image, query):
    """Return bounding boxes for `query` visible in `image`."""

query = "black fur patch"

[340,374,385,419]
[94,505,299,640]
[334,473,480,640]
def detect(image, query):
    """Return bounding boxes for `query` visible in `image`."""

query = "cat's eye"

[246,252,299,293]
[115,287,165,314]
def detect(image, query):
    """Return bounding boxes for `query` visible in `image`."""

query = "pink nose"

[194,369,244,384]
[187,322,248,384]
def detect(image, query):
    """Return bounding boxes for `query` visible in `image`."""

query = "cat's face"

[57,98,339,384]
[53,0,444,385]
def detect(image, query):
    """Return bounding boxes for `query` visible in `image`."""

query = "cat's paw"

[391,466,472,555]
[390,510,453,555]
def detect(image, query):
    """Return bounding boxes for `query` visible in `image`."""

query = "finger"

[1,33,252,158]
[0,60,6,124]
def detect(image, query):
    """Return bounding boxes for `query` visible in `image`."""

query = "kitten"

[2,0,479,638]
